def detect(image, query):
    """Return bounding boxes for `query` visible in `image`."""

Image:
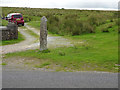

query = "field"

[1,7,119,72]
[2,7,118,35]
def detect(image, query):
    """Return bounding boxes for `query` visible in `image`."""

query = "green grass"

[26,30,39,38]
[22,26,39,38]
[4,31,118,72]
[27,21,41,30]
[0,32,25,46]
[1,19,8,26]
[27,21,58,36]
[2,7,118,72]
[21,26,39,43]
[0,63,7,65]
[96,20,117,33]
[34,62,51,68]
[4,16,118,72]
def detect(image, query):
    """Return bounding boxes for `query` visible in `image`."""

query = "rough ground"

[0,24,73,54]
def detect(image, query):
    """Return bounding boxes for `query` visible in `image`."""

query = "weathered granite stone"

[7,22,18,39]
[0,22,18,41]
[40,16,48,51]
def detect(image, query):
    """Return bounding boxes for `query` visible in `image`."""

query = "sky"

[0,0,119,10]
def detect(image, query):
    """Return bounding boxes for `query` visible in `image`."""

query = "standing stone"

[40,16,48,51]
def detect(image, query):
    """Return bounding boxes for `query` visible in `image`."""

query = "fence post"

[40,16,48,51]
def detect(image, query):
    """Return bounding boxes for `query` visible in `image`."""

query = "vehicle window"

[9,15,12,19]
[13,15,22,18]
[7,15,11,19]
[7,14,10,18]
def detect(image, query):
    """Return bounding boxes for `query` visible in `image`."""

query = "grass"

[27,21,41,30]
[26,29,39,38]
[4,31,118,72]
[3,14,118,72]
[27,21,58,36]
[34,62,51,68]
[0,63,7,65]
[1,19,8,26]
[2,7,118,72]
[20,26,39,43]
[22,26,39,38]
[0,32,25,46]
[96,20,117,33]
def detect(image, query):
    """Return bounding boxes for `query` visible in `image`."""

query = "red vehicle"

[6,13,24,26]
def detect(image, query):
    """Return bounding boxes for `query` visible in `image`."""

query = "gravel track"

[0,24,73,54]
[25,23,73,48]
[0,27,36,54]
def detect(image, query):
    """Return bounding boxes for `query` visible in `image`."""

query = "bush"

[88,13,108,26]
[110,19,113,22]
[47,16,60,34]
[82,22,95,33]
[64,14,78,19]
[88,15,98,25]
[23,15,32,22]
[47,14,96,36]
[101,27,109,33]
[3,7,115,36]
[59,51,65,56]
[108,24,113,28]
[41,49,50,53]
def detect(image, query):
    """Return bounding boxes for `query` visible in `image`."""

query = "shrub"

[59,51,65,56]
[82,22,95,33]
[101,27,109,33]
[108,24,113,28]
[64,14,78,19]
[115,19,118,25]
[88,15,98,25]
[41,49,50,53]
[47,14,96,36]
[110,19,113,22]
[23,15,32,22]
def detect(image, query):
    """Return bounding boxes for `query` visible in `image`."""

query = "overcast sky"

[0,0,119,10]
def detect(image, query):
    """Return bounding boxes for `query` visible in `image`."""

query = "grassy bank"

[0,32,25,46]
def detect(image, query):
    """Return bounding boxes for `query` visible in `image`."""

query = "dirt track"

[0,27,36,54]
[0,24,73,54]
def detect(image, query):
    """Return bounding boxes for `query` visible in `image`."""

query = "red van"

[6,13,24,26]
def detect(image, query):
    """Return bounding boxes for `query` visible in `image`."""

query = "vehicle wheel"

[22,23,24,26]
